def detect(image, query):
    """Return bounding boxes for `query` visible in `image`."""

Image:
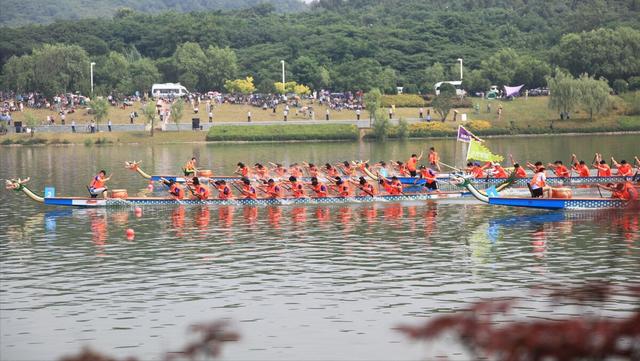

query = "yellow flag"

[467,140,504,162]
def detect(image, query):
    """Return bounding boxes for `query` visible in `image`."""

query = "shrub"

[407,122,456,137]
[628,76,640,91]
[618,116,640,130]
[467,120,492,131]
[620,91,640,115]
[206,124,359,141]
[612,79,629,94]
[84,138,93,146]
[372,108,391,141]
[381,94,427,107]
[397,118,409,139]
[450,97,473,108]
[1,138,14,145]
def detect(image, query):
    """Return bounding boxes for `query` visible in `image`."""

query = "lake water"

[1,134,639,360]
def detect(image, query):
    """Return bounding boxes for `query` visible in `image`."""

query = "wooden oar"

[438,161,461,172]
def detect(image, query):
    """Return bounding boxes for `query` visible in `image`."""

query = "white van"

[151,83,189,97]
[434,81,466,96]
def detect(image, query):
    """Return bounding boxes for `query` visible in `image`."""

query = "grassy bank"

[0,131,208,145]
[205,124,359,141]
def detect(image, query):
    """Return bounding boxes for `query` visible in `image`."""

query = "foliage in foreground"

[205,124,359,141]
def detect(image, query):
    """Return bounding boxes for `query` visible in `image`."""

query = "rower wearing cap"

[530,166,549,198]
[310,177,328,197]
[406,151,423,178]
[485,162,508,178]
[238,178,257,199]
[191,177,210,200]
[612,158,633,176]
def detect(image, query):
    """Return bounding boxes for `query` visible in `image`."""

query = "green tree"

[98,51,131,95]
[130,58,160,96]
[372,108,390,141]
[547,69,580,119]
[292,56,321,89]
[578,73,610,120]
[423,63,445,94]
[1,55,34,93]
[462,69,491,94]
[91,98,109,130]
[432,83,456,122]
[612,79,629,94]
[170,98,185,130]
[513,56,551,88]
[204,46,238,90]
[141,100,157,136]
[481,48,519,86]
[173,42,207,90]
[363,88,382,122]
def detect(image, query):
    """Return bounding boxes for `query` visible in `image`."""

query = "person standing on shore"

[107,119,112,132]
[71,120,76,133]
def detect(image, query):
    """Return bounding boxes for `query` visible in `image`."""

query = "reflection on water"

[1,136,639,360]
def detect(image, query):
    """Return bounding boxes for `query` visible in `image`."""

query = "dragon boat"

[5,178,469,208]
[453,176,638,210]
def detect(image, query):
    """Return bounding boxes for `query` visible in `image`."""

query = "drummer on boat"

[88,170,111,198]
[530,166,551,198]
[183,157,197,176]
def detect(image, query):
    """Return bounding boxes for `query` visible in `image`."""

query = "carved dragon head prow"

[5,177,30,190]
[124,160,142,170]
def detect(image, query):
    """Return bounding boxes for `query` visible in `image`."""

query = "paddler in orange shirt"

[378,175,403,195]
[598,182,638,201]
[270,163,287,179]
[309,177,328,197]
[466,162,485,178]
[570,154,590,177]
[406,151,423,178]
[238,178,257,199]
[287,176,306,198]
[428,147,441,171]
[191,177,210,200]
[508,154,528,178]
[161,178,184,200]
[324,163,339,178]
[593,153,612,177]
[612,158,633,176]
[236,162,250,178]
[213,180,234,200]
[348,176,376,196]
[419,165,438,192]
[88,170,111,198]
[254,163,269,180]
[547,160,570,178]
[263,179,283,199]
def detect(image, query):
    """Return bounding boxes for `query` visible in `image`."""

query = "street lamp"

[90,62,96,95]
[281,60,286,99]
[457,58,463,80]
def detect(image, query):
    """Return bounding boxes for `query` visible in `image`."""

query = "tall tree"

[130,58,160,96]
[577,73,610,120]
[173,42,207,91]
[204,46,238,91]
[423,63,446,94]
[547,69,580,119]
[90,98,109,130]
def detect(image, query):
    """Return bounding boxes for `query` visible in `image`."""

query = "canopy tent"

[504,85,524,97]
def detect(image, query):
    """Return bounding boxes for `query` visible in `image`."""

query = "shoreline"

[2,129,639,146]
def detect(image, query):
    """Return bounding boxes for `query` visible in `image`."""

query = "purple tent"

[504,85,524,97]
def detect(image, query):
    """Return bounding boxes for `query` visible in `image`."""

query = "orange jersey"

[574,164,590,177]
[613,182,638,201]
[428,152,439,165]
[216,185,233,200]
[242,184,257,199]
[312,183,328,197]
[493,166,508,178]
[617,164,633,176]
[360,183,376,196]
[407,157,418,172]
[338,184,351,197]
[554,165,570,177]
[90,175,105,189]
[595,164,611,177]
[291,183,305,198]
[169,183,184,199]
[470,166,484,179]
[420,168,437,183]
[193,185,210,200]
[514,167,527,178]
[265,184,283,198]
[531,172,546,189]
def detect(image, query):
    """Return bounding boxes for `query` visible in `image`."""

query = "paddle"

[438,160,462,173]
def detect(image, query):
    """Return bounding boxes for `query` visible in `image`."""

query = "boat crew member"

[264,179,283,199]
[466,162,485,178]
[213,180,233,200]
[379,178,394,194]
[325,163,339,178]
[335,178,352,197]
[376,161,389,178]
[288,176,306,198]
[310,177,328,197]
[484,162,508,178]
[88,170,111,198]
[395,161,409,176]
[166,179,184,200]
[191,177,210,200]
[307,163,320,178]
[239,178,257,199]
[599,182,638,201]
[573,160,590,177]
[406,151,423,177]
[272,163,287,178]
[512,163,527,178]
[611,158,633,176]
[254,163,269,179]
[593,154,612,177]
[419,165,438,191]
[530,166,549,198]
[428,147,441,171]
[236,162,250,178]
[183,157,197,176]
[390,176,403,194]
[547,160,570,177]
[340,161,356,176]
[289,164,303,178]
[349,176,376,196]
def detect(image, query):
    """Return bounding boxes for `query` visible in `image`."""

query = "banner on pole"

[466,139,503,162]
[457,125,483,143]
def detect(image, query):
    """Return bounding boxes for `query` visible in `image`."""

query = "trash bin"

[14,121,22,133]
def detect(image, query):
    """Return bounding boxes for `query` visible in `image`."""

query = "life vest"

[428,152,438,164]
[313,183,328,197]
[291,183,305,198]
[257,168,269,179]
[216,185,232,199]
[339,184,351,197]
[555,165,570,177]
[407,157,417,172]
[382,181,394,194]
[309,167,319,177]
[617,164,633,176]
[471,166,484,179]
[90,175,105,189]
[240,167,249,177]
[398,164,408,176]
[327,167,338,178]
[361,183,376,196]
[275,168,287,177]
[596,164,611,177]
[493,166,508,178]
[194,185,209,200]
[169,183,184,199]
[575,164,589,177]
[242,184,256,199]
[266,184,282,198]
[514,167,527,178]
[531,172,546,189]
[389,180,403,195]
[420,168,437,184]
